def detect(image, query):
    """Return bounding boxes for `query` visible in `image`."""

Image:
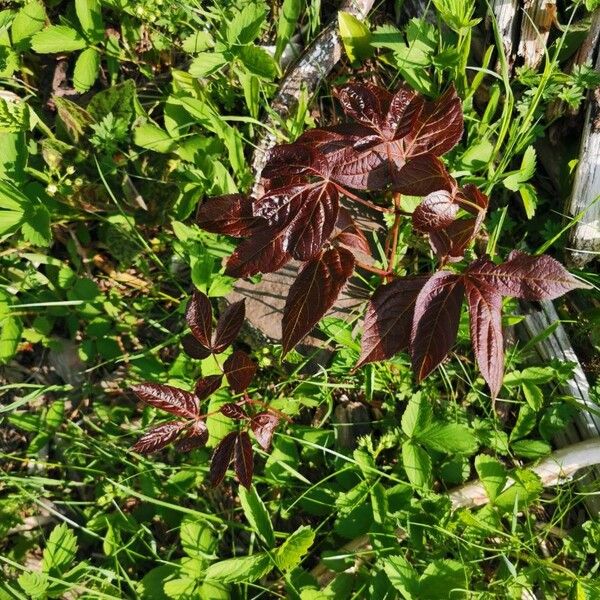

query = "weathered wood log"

[489,0,520,65]
[565,45,600,268]
[311,438,600,586]
[517,0,557,69]
[517,300,600,514]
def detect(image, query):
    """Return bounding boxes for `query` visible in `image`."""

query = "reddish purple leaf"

[182,334,211,360]
[186,291,212,350]
[395,154,455,196]
[412,190,458,233]
[213,300,245,353]
[467,251,589,300]
[132,421,185,454]
[333,208,372,256]
[385,86,424,138]
[209,431,237,487]
[404,85,463,157]
[176,420,209,452]
[357,276,430,367]
[224,350,257,393]
[225,223,290,278]
[428,184,489,261]
[429,217,480,262]
[132,383,198,418]
[282,247,355,354]
[250,412,280,450]
[219,403,247,419]
[410,272,465,382]
[196,194,258,237]
[194,375,222,401]
[234,431,254,488]
[464,278,504,399]
[335,82,393,129]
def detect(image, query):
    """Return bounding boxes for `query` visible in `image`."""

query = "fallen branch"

[311,439,600,586]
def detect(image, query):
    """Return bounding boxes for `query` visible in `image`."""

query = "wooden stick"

[565,38,600,268]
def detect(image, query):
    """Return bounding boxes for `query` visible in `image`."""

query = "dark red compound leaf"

[256,146,342,261]
[209,431,237,487]
[196,193,258,237]
[464,277,504,399]
[224,350,257,394]
[333,207,372,256]
[329,83,461,193]
[250,412,280,451]
[132,421,186,454]
[225,222,290,278]
[194,374,222,401]
[212,299,245,353]
[234,431,254,488]
[357,276,430,368]
[428,184,488,262]
[410,272,465,382]
[181,334,211,360]
[412,190,459,233]
[403,85,464,157]
[392,154,455,196]
[282,247,355,354]
[186,290,212,350]
[219,402,247,419]
[131,383,198,418]
[467,251,589,300]
[175,420,209,452]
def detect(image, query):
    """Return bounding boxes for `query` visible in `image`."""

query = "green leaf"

[238,69,259,119]
[75,0,103,41]
[226,1,267,45]
[275,0,302,62]
[0,46,19,77]
[239,45,278,79]
[0,314,22,364]
[338,11,372,63]
[402,440,431,488]
[370,482,388,525]
[239,485,275,547]
[31,25,87,53]
[510,404,537,441]
[401,393,432,438]
[522,382,543,411]
[511,439,551,459]
[205,552,272,583]
[419,559,467,599]
[134,123,175,153]
[519,182,538,219]
[182,31,213,53]
[382,554,419,599]
[494,469,543,513]
[189,52,227,78]
[18,572,49,598]
[418,423,478,455]
[503,366,556,387]
[73,47,100,92]
[87,80,136,123]
[274,525,315,571]
[474,454,506,503]
[11,0,47,46]
[0,97,29,132]
[41,523,78,574]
